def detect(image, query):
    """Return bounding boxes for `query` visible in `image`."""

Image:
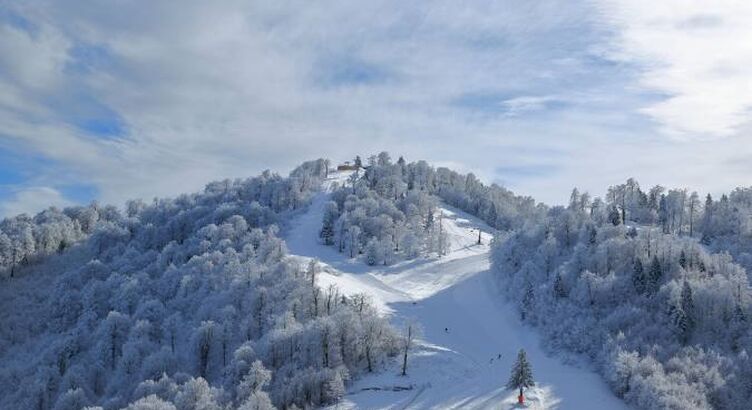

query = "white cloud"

[501,95,562,117]
[0,23,69,91]
[0,1,606,205]
[596,0,752,139]
[1,0,752,211]
[0,187,73,217]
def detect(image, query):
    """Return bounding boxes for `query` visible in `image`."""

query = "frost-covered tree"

[507,349,534,400]
[491,179,752,409]
[322,153,539,265]
[0,159,398,410]
[320,202,338,246]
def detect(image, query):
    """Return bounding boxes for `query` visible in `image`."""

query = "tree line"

[0,159,400,410]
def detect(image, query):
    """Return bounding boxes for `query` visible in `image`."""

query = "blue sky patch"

[0,9,36,34]
[314,53,393,87]
[66,43,115,75]
[76,116,125,138]
[59,184,98,205]
[45,92,127,139]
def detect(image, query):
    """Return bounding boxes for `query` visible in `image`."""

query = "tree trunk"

[401,325,412,376]
[366,345,373,372]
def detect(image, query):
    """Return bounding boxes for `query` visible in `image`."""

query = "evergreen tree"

[507,349,534,399]
[553,273,567,298]
[700,193,714,242]
[608,205,622,226]
[397,156,406,176]
[678,281,694,342]
[731,303,747,352]
[672,305,691,344]
[487,204,498,229]
[678,250,687,269]
[648,256,662,295]
[425,209,434,231]
[632,258,646,295]
[569,188,581,211]
[365,238,380,266]
[521,282,534,321]
[320,201,339,246]
[680,281,694,315]
[659,195,669,233]
[588,225,598,245]
[323,372,345,404]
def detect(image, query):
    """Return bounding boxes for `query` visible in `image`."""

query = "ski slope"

[284,171,627,410]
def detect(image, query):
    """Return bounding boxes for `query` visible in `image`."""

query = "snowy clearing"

[284,172,627,410]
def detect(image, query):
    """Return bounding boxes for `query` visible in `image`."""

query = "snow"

[284,171,628,409]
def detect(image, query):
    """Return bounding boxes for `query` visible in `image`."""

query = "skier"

[444,327,448,333]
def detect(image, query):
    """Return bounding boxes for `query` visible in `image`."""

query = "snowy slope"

[284,171,627,410]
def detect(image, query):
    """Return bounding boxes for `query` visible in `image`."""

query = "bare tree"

[401,319,422,376]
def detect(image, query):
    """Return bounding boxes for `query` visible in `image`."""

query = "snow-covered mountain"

[286,170,627,409]
[0,160,397,410]
[2,153,752,410]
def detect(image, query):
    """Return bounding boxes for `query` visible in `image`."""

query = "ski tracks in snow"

[284,172,627,410]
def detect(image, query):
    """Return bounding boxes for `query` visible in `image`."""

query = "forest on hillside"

[339,154,752,409]
[4,153,752,409]
[492,180,752,409]
[0,159,398,410]
[319,152,540,265]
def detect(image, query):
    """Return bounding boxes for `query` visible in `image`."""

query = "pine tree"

[648,256,662,295]
[425,208,435,231]
[658,194,669,233]
[588,225,598,245]
[487,204,498,229]
[731,303,747,352]
[672,305,691,344]
[608,206,622,226]
[680,281,694,314]
[521,282,534,321]
[507,349,534,399]
[679,281,694,342]
[397,156,406,176]
[701,193,714,243]
[365,238,380,266]
[632,258,646,295]
[320,201,339,246]
[553,273,567,298]
[323,372,345,404]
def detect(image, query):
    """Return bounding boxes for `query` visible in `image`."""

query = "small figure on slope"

[507,349,534,405]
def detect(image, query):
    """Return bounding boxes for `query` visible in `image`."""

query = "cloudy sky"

[1,0,752,217]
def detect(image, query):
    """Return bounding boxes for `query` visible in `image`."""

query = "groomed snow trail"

[285,172,627,410]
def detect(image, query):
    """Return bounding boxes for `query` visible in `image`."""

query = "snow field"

[284,171,627,409]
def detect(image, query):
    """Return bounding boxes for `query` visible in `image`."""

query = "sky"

[1,0,752,217]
